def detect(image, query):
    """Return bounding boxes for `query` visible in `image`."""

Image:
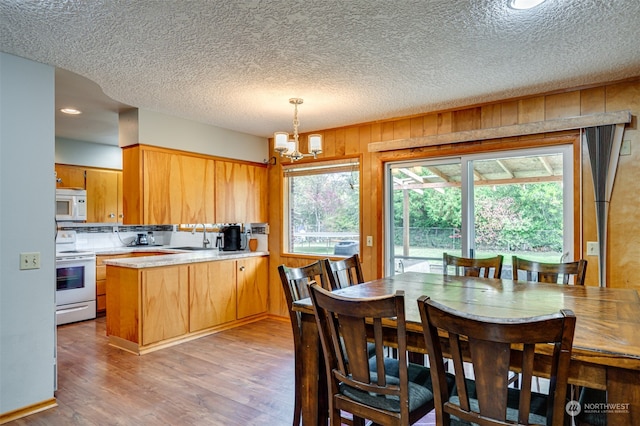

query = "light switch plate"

[586,242,599,256]
[20,252,41,270]
[620,139,631,156]
[366,236,373,246]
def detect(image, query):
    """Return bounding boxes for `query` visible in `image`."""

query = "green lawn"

[291,242,562,263]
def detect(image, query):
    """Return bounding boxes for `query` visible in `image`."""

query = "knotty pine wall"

[267,78,640,317]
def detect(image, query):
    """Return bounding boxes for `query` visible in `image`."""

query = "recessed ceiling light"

[509,0,547,9]
[60,108,82,115]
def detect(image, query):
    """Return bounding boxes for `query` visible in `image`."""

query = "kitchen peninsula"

[104,250,268,355]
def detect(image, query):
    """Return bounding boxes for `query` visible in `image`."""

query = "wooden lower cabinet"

[141,266,189,346]
[237,257,268,319]
[189,260,237,332]
[97,252,173,314]
[106,256,268,354]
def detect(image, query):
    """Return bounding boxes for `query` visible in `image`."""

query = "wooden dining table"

[292,271,640,425]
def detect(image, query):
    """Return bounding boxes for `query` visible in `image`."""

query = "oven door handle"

[56,305,90,314]
[56,257,95,264]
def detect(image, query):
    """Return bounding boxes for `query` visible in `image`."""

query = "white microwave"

[56,188,87,221]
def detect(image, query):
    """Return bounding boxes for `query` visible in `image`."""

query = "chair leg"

[293,355,302,426]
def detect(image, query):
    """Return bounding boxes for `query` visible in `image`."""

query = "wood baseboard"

[0,398,57,424]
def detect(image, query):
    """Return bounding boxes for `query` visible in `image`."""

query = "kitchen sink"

[171,246,218,251]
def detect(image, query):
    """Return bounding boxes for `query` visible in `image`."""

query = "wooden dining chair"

[443,253,504,279]
[417,295,576,426]
[277,261,329,426]
[512,256,587,285]
[323,254,365,290]
[309,283,441,426]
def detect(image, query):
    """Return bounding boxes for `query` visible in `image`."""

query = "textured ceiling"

[1,0,639,145]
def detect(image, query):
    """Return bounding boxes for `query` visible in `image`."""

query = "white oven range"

[55,231,96,325]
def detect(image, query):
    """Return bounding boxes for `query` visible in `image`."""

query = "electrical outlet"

[366,236,373,246]
[586,242,599,256]
[620,139,631,156]
[20,252,41,270]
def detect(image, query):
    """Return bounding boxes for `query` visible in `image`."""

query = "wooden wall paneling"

[393,118,411,140]
[323,130,336,158]
[606,80,640,113]
[481,104,502,129]
[500,101,519,126]
[437,112,452,134]
[410,116,424,138]
[545,91,581,120]
[572,138,583,276]
[452,107,481,132]
[603,80,640,289]
[371,152,384,280]
[358,126,375,281]
[518,96,545,123]
[266,132,287,317]
[359,125,372,154]
[265,79,640,318]
[581,137,599,287]
[580,87,606,115]
[423,114,438,136]
[381,121,394,141]
[345,127,360,155]
[335,128,346,156]
[370,122,383,142]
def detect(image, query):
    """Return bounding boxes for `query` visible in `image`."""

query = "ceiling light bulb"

[509,0,546,9]
[60,108,82,115]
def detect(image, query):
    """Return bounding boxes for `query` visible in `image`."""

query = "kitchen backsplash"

[57,223,269,253]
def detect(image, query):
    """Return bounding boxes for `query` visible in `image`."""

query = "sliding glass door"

[385,146,573,277]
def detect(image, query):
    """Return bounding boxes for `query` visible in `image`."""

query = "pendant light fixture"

[273,98,322,162]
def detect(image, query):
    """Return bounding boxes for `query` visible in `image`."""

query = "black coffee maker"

[221,225,243,251]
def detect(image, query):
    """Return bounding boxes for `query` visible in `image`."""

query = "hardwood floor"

[8,317,435,425]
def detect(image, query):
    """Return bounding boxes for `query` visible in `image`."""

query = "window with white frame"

[283,159,360,256]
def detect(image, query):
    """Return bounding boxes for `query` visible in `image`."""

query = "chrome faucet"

[192,223,210,248]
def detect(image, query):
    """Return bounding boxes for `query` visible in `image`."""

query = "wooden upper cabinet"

[123,146,215,224]
[55,164,85,189]
[55,164,123,223]
[215,161,267,223]
[85,169,121,223]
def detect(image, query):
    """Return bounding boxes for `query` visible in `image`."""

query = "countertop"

[100,246,269,269]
